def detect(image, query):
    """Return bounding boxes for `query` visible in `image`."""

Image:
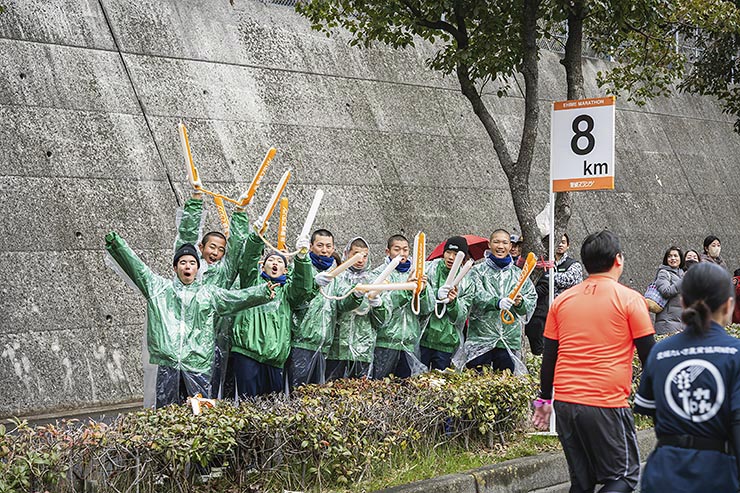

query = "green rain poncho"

[327,246,390,364]
[465,255,537,364]
[174,197,247,288]
[371,259,434,353]
[105,232,274,375]
[230,232,313,368]
[291,263,363,355]
[419,258,473,355]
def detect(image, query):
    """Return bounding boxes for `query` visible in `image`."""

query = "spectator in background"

[510,234,524,267]
[553,233,584,298]
[701,235,728,271]
[525,233,583,355]
[653,246,684,335]
[684,249,701,270]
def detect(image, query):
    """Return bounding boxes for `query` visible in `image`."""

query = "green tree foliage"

[295,0,687,252]
[596,0,740,131]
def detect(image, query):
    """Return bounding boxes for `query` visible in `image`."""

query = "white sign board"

[550,96,615,192]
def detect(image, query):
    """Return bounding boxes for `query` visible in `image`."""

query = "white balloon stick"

[366,256,402,298]
[452,259,475,287]
[299,189,324,239]
[443,251,465,287]
[326,252,365,279]
[355,281,416,293]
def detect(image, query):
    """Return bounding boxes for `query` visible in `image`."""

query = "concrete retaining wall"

[1,0,738,417]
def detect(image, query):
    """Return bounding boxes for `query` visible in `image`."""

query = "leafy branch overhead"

[296,0,740,253]
[585,0,740,131]
[298,0,530,89]
[297,0,554,254]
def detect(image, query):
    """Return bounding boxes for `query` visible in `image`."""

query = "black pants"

[554,401,640,492]
[155,366,210,408]
[232,352,283,398]
[372,347,412,379]
[525,314,546,355]
[325,359,371,380]
[465,348,514,372]
[420,346,453,370]
[286,347,325,389]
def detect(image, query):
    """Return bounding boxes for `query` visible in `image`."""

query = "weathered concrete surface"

[0,0,738,417]
[380,429,656,493]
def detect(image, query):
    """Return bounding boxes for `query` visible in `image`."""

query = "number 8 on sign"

[571,115,595,156]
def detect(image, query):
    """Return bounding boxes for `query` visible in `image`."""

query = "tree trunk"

[455,0,544,256]
[554,0,588,241]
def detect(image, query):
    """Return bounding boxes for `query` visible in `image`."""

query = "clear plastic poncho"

[369,257,433,378]
[325,238,390,378]
[464,254,537,375]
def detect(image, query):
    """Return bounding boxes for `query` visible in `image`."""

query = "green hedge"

[0,369,536,493]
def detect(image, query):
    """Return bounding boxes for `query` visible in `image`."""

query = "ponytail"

[681,299,712,336]
[680,263,733,336]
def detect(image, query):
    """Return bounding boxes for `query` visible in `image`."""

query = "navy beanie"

[173,243,200,268]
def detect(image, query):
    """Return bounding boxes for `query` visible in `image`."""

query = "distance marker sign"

[550,96,615,192]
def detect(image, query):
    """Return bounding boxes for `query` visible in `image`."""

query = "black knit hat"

[173,243,200,268]
[443,236,469,257]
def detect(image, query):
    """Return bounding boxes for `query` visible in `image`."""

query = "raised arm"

[286,255,315,308]
[238,230,265,288]
[215,210,249,285]
[174,195,204,251]
[105,231,161,298]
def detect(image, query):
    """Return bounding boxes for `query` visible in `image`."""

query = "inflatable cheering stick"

[500,252,537,325]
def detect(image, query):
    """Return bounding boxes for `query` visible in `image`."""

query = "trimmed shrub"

[0,369,536,492]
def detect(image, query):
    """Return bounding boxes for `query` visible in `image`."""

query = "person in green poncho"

[326,237,390,380]
[287,229,364,389]
[371,234,433,379]
[173,189,252,399]
[420,236,473,371]
[465,229,537,373]
[105,234,276,408]
[229,230,314,397]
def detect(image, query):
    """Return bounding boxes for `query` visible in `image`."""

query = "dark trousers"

[465,348,514,373]
[525,315,546,356]
[286,347,325,389]
[325,359,372,380]
[372,347,412,379]
[155,366,210,408]
[554,401,640,492]
[420,346,453,371]
[232,352,283,398]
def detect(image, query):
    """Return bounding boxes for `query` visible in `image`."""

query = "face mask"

[708,245,721,258]
[684,259,698,269]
